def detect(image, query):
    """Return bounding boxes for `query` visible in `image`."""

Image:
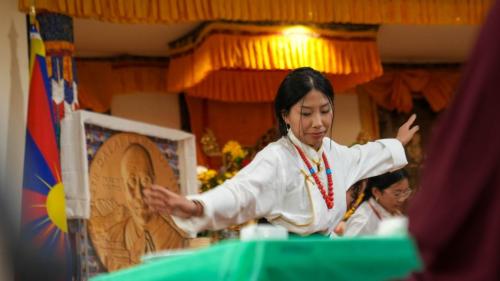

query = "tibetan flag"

[21,21,72,279]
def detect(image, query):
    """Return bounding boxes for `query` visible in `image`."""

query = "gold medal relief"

[88,133,186,271]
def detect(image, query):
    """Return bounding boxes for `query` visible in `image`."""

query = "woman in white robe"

[344,169,411,236]
[144,67,419,237]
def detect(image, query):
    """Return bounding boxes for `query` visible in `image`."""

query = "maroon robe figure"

[407,2,500,280]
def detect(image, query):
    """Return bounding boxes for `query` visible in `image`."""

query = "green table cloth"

[91,235,421,281]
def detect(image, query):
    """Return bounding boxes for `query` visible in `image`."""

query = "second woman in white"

[344,169,411,236]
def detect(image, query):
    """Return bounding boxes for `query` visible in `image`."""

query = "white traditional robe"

[344,198,396,236]
[173,131,407,236]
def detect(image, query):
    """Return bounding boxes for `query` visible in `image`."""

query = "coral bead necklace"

[294,144,334,209]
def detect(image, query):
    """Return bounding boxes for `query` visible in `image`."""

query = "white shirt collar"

[368,197,392,219]
[287,130,324,164]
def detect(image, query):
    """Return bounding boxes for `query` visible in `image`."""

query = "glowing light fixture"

[282,26,318,44]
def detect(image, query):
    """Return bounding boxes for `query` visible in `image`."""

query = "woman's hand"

[144,185,201,219]
[396,114,419,146]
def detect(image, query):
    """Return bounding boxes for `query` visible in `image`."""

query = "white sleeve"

[337,138,407,189]
[344,209,371,236]
[172,147,282,236]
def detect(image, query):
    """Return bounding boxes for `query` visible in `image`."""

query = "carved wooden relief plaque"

[88,133,185,271]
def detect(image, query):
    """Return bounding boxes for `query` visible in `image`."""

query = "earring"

[285,123,291,131]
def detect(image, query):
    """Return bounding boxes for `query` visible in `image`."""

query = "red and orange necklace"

[294,144,334,209]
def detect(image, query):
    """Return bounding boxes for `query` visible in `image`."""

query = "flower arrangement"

[197,140,258,241]
[197,140,248,192]
[197,169,239,192]
[222,140,248,169]
[197,168,218,192]
[222,140,247,159]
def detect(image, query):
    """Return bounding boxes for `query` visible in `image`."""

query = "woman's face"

[283,89,333,149]
[373,178,411,215]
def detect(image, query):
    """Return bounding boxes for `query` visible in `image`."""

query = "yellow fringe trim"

[19,0,494,25]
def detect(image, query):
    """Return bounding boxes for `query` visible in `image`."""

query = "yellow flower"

[222,141,247,160]
[197,169,217,183]
[206,169,217,178]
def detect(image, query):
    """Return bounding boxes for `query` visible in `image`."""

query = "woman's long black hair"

[274,67,335,137]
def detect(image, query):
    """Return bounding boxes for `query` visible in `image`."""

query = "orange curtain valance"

[361,68,462,113]
[187,69,378,102]
[19,0,493,25]
[168,22,382,100]
[77,59,168,112]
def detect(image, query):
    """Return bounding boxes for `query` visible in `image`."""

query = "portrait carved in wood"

[88,133,186,271]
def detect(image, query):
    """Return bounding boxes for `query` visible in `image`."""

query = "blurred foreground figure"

[407,2,500,281]
[0,203,63,281]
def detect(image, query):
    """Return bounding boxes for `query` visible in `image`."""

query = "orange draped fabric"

[168,23,383,100]
[77,59,168,112]
[19,0,493,25]
[186,69,379,102]
[361,68,462,113]
[356,90,380,139]
[185,96,275,166]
